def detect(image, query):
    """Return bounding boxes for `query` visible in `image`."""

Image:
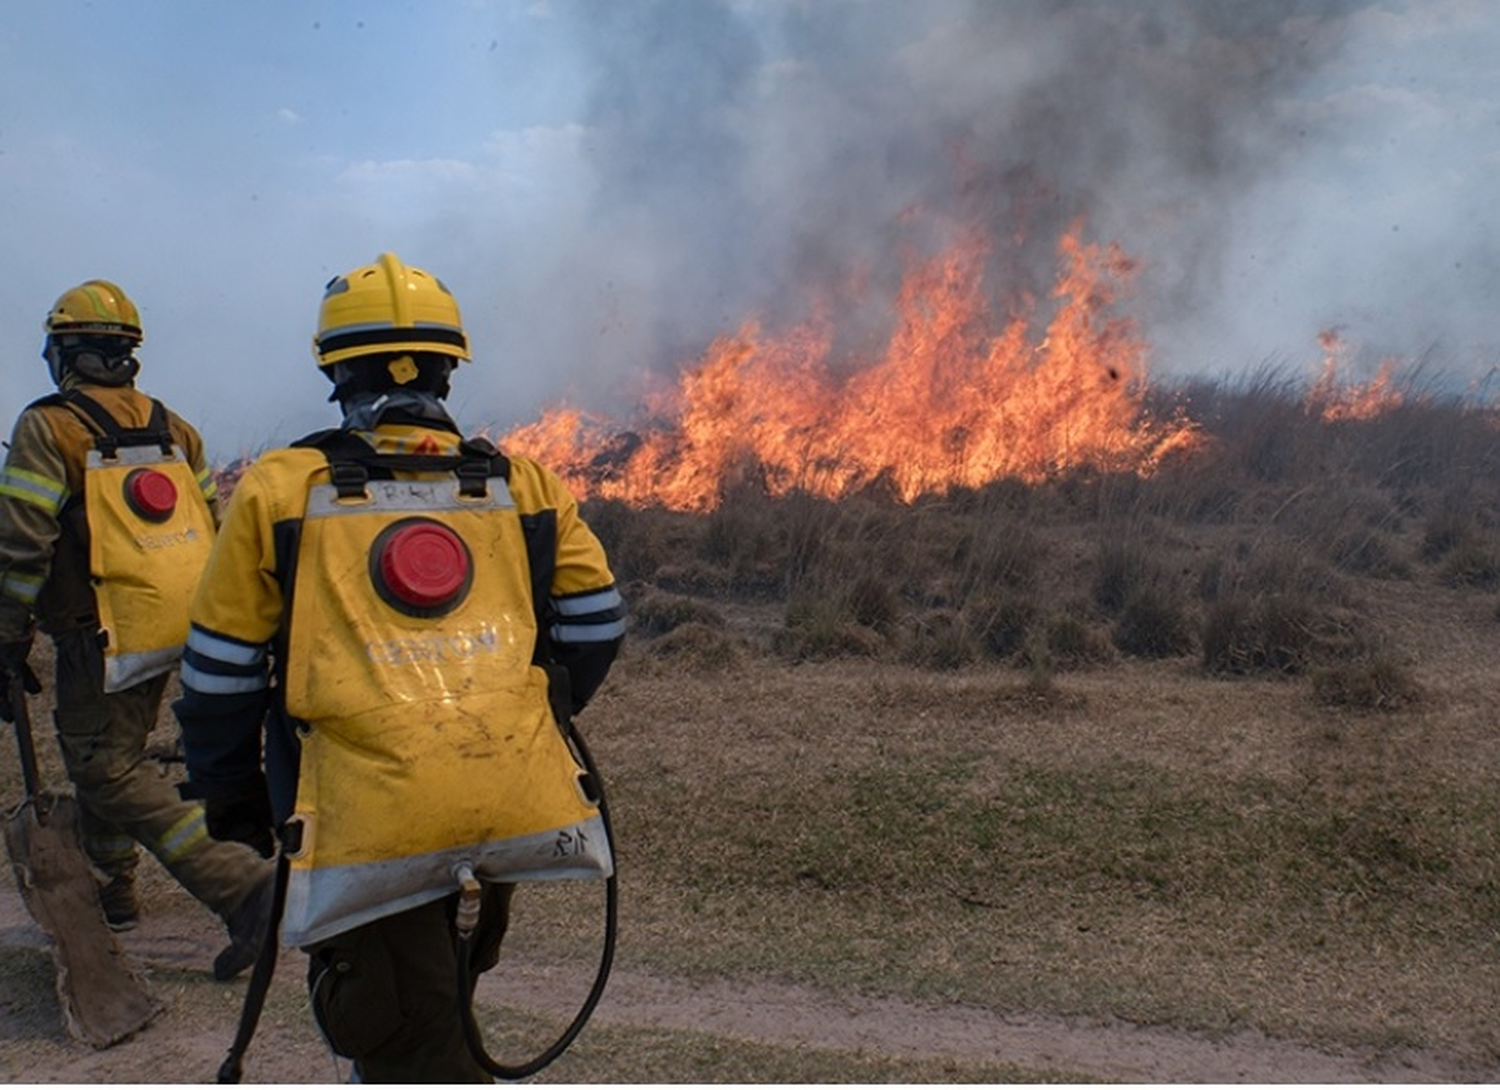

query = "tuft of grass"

[1310,651,1424,711]
[896,609,979,671]
[1328,528,1411,579]
[642,622,745,673]
[775,595,885,662]
[629,588,725,636]
[1092,535,1162,614]
[956,517,1043,596]
[845,574,901,633]
[965,593,1038,660]
[1438,536,1500,589]
[1201,594,1331,675]
[582,499,701,585]
[1020,613,1117,671]
[1419,489,1480,561]
[1112,584,1196,659]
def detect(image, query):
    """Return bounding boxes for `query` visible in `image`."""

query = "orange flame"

[1307,329,1403,422]
[501,220,1200,511]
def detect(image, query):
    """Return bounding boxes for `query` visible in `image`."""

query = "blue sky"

[2,0,1498,460]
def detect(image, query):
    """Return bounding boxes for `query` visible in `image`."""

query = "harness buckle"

[329,461,370,501]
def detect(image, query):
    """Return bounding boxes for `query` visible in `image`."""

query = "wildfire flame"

[1307,329,1404,422]
[503,220,1200,511]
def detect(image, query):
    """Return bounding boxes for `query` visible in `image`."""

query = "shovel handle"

[9,676,40,801]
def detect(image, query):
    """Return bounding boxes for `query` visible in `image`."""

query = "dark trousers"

[51,628,268,917]
[306,883,514,1084]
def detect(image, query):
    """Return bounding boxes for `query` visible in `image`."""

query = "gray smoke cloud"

[466,0,1496,432]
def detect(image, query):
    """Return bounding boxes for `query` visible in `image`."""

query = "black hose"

[456,724,617,1080]
[217,852,291,1084]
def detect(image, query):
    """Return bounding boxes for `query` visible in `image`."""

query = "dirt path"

[492,961,1487,1084]
[2,882,1492,1085]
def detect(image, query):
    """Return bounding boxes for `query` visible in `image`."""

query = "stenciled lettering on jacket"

[133,526,204,552]
[364,622,504,667]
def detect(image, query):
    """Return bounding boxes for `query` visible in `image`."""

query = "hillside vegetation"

[572,370,1500,1071]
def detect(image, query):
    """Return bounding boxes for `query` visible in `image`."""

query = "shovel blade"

[4,790,164,1048]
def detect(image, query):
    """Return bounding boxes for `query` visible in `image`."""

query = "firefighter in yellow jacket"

[0,279,274,979]
[175,253,626,1082]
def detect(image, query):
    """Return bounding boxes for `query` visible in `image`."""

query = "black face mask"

[44,334,140,388]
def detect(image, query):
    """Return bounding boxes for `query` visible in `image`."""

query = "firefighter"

[174,253,625,1082]
[0,279,274,979]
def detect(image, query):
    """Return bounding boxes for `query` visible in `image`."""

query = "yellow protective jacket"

[176,421,625,946]
[0,383,220,651]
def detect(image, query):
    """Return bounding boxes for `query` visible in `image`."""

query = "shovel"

[3,675,164,1047]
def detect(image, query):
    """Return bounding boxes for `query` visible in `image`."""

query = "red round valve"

[124,469,178,522]
[376,521,470,610]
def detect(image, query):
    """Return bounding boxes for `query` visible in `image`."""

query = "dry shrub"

[956,517,1042,596]
[896,609,978,671]
[1020,612,1117,671]
[964,593,1037,660]
[630,589,725,636]
[583,499,699,584]
[1201,595,1319,675]
[944,474,1036,517]
[1192,369,1321,485]
[1093,535,1163,614]
[1112,584,1195,659]
[1328,529,1410,579]
[776,595,885,662]
[777,491,839,590]
[698,486,783,595]
[1357,396,1500,492]
[1275,483,1411,579]
[642,622,744,673]
[1310,651,1424,711]
[652,559,730,595]
[1438,535,1500,589]
[1243,542,1350,604]
[1144,462,1246,524]
[846,575,901,633]
[1419,488,1479,561]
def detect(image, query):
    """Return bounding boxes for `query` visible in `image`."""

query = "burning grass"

[565,379,1499,1065]
[501,222,1202,511]
[586,375,1498,692]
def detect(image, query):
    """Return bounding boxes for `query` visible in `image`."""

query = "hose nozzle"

[454,863,482,940]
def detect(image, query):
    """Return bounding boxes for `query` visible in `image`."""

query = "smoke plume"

[475,0,1492,428]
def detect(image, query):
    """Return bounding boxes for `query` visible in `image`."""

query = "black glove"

[0,631,43,723]
[181,776,276,859]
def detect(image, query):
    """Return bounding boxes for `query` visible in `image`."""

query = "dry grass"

[580,382,1500,1067]
[583,637,1498,1062]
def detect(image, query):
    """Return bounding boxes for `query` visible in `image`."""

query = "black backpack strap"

[454,435,509,498]
[48,390,174,457]
[290,429,510,499]
[288,427,551,654]
[521,510,558,666]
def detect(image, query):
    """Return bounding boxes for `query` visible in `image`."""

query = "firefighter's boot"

[99,873,140,932]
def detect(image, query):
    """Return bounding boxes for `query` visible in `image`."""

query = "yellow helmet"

[313,253,470,370]
[44,280,144,343]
